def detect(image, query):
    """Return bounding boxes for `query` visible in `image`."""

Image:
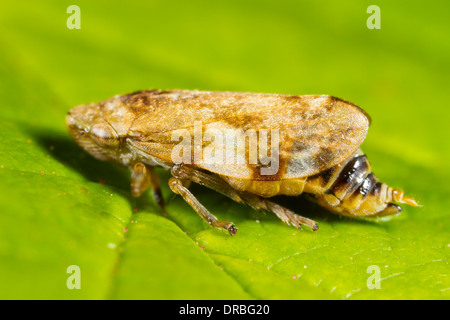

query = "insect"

[66,89,418,235]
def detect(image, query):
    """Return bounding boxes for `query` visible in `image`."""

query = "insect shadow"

[31,128,170,215]
[271,195,386,228]
[31,128,130,192]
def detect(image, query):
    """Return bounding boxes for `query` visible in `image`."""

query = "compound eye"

[90,123,119,148]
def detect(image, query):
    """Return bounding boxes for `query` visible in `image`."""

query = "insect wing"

[124,91,370,180]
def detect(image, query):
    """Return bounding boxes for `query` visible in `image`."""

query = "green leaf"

[0,1,448,299]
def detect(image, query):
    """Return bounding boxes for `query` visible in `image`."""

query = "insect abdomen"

[304,151,418,217]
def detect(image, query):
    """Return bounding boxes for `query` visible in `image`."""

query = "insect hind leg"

[241,193,319,232]
[170,164,318,232]
[266,200,319,231]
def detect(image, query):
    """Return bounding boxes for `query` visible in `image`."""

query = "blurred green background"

[0,1,448,299]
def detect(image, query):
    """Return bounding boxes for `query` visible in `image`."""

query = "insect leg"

[264,200,319,231]
[171,165,317,232]
[131,163,165,209]
[131,162,152,198]
[171,165,243,204]
[238,192,319,232]
[168,177,238,236]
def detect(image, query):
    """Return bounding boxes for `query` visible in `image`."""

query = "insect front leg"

[168,177,238,236]
[131,162,165,208]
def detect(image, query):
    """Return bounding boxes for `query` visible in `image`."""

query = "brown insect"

[66,89,418,235]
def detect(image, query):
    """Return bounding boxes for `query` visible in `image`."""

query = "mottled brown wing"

[105,90,370,180]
